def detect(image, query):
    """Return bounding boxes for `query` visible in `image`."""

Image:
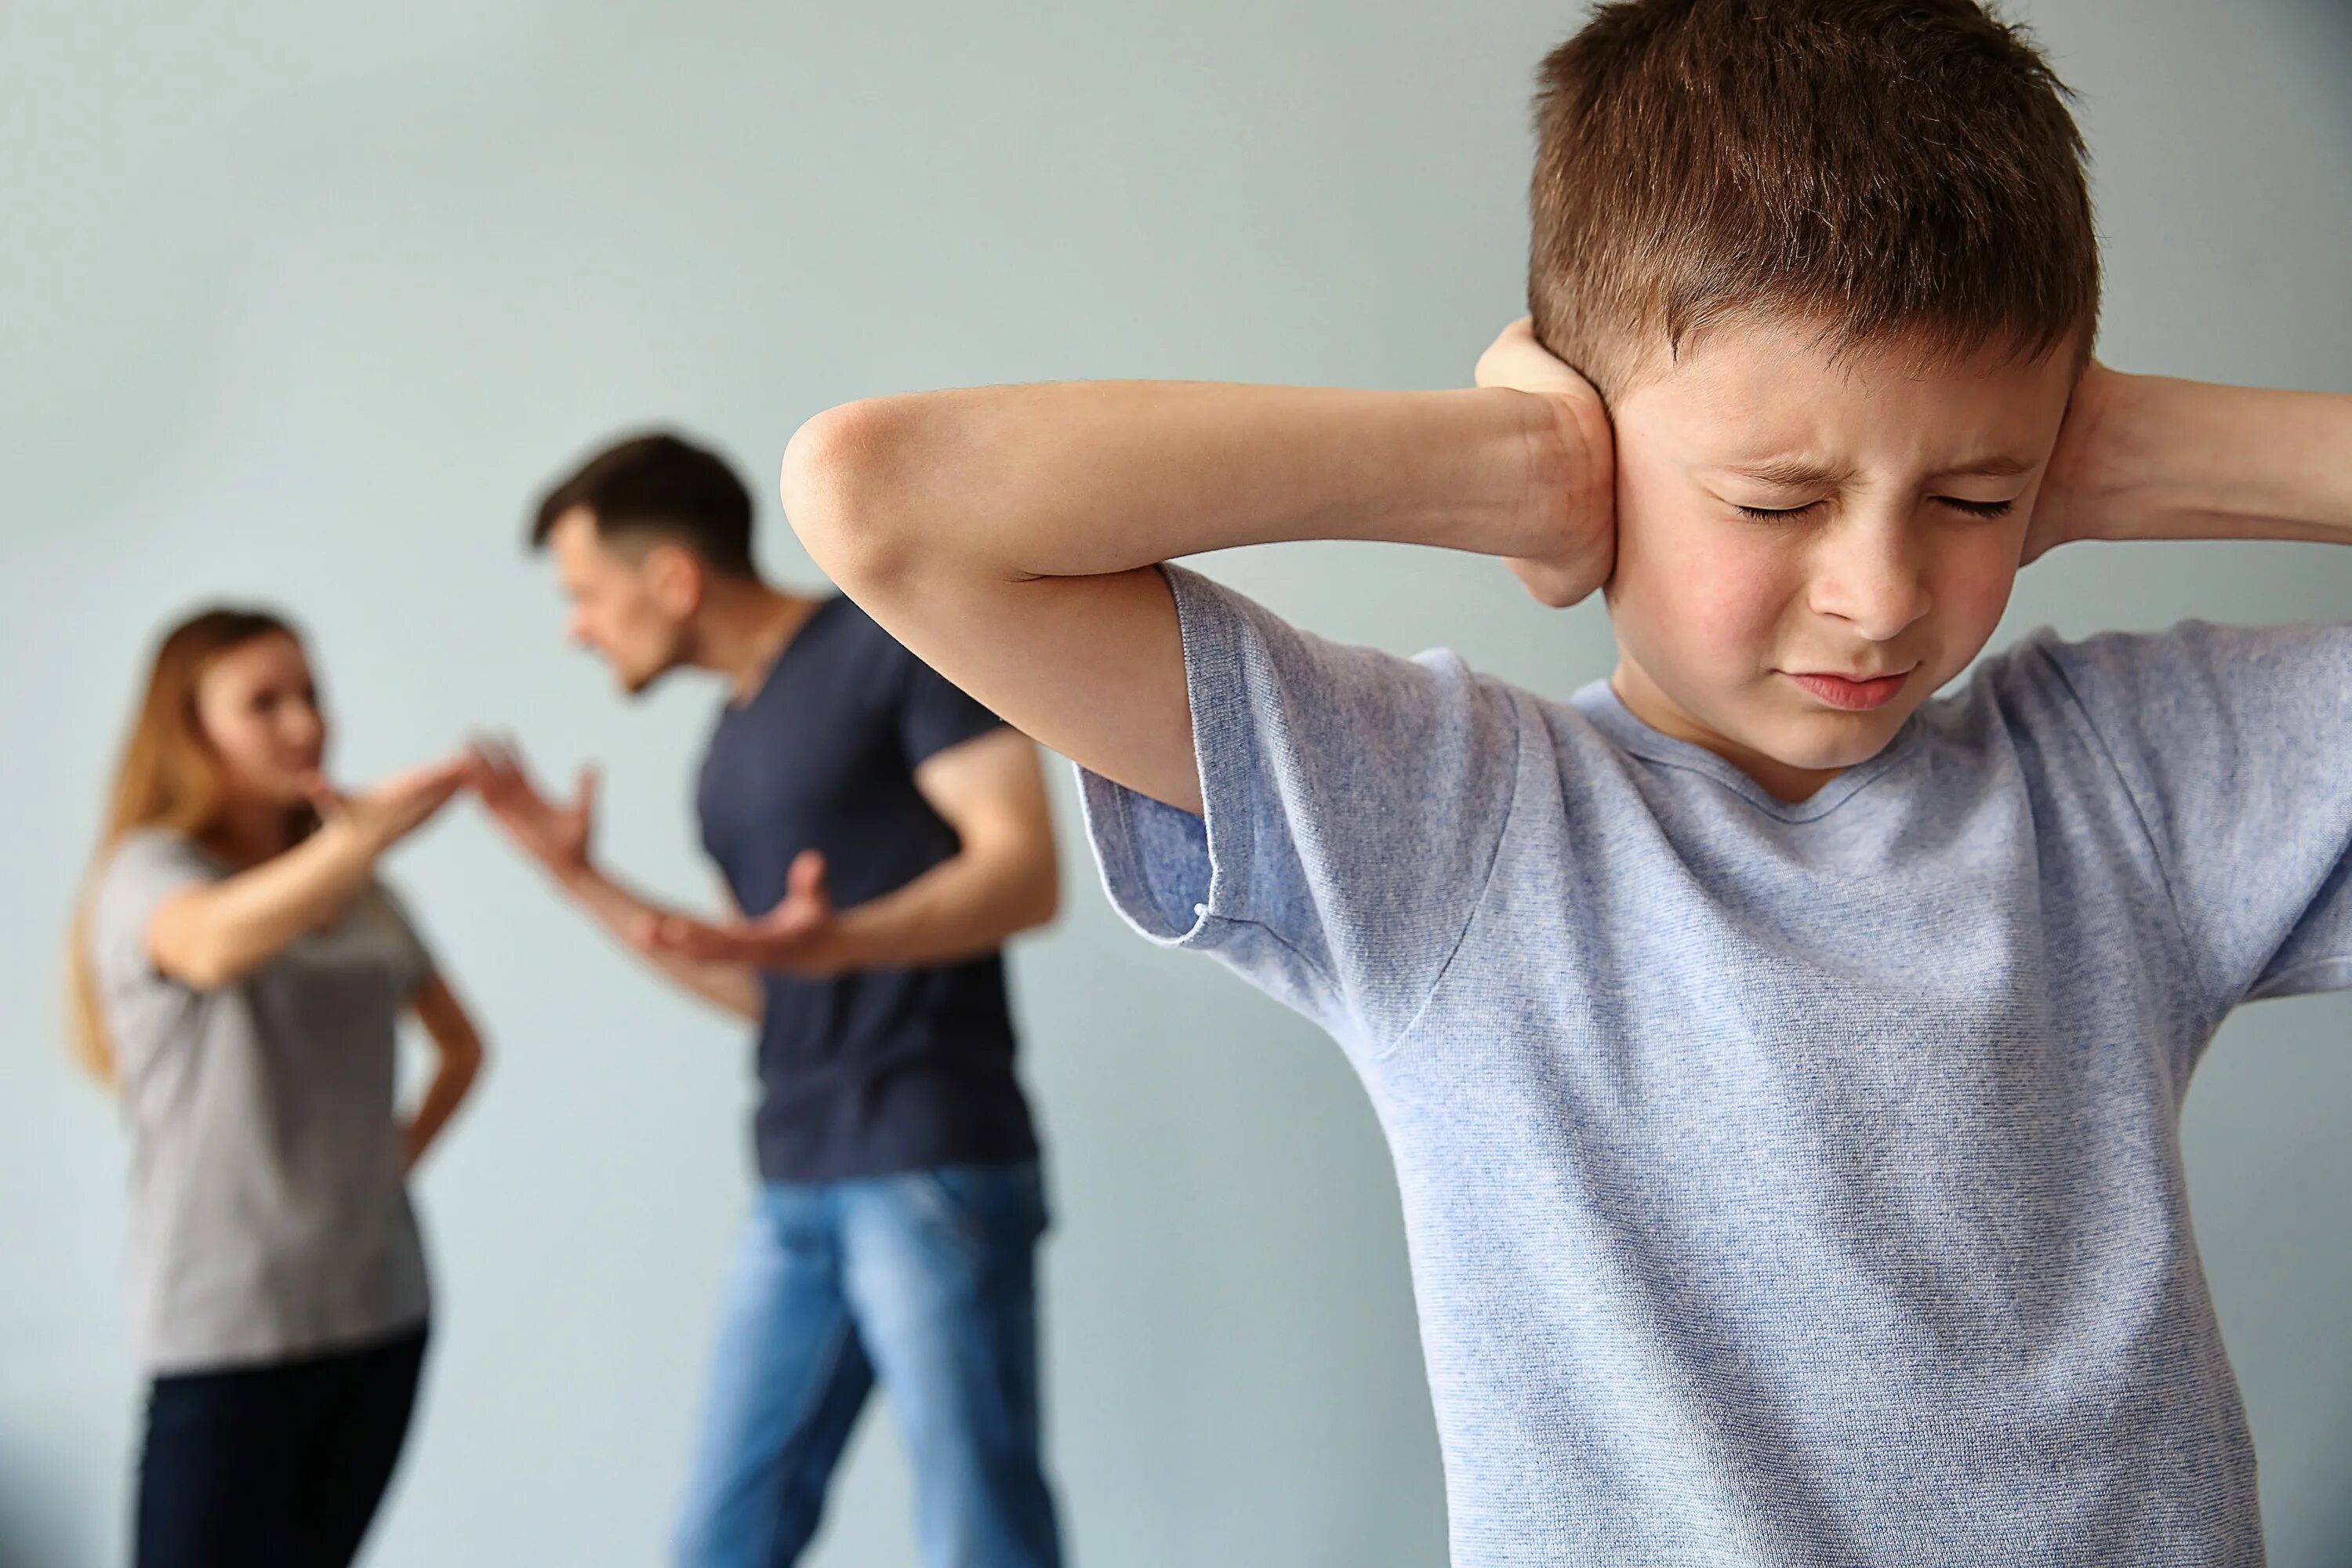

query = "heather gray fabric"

[1080,564,2352,1566]
[93,829,434,1374]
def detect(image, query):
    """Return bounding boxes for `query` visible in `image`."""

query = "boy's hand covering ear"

[1475,318,1618,608]
[2026,360,2125,564]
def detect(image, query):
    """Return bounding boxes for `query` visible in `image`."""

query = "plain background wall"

[4,1,2348,1563]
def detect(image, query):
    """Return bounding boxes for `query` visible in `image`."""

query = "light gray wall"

[3,2,2346,1564]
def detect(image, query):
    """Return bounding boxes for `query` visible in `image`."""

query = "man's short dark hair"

[530,431,759,580]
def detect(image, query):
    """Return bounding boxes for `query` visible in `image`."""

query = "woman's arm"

[401,971,485,1171]
[147,758,467,991]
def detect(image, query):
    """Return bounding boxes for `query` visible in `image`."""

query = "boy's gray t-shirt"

[1080,565,2352,1568]
[93,829,435,1374]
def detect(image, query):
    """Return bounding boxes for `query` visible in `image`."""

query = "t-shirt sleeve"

[895,637,1010,768]
[1077,564,1523,1048]
[368,879,439,1000]
[92,832,215,990]
[89,830,218,1077]
[2034,619,2352,1018]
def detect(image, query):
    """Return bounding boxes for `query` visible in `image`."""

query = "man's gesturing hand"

[637,849,844,977]
[466,739,597,880]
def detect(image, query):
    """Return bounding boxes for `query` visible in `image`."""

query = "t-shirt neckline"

[1568,679,1922,822]
[727,594,849,715]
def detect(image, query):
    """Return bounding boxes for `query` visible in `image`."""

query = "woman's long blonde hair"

[67,608,315,1087]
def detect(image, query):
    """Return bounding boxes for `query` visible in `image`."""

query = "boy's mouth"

[1783,669,1912,711]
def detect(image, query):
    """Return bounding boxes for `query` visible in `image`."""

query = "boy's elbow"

[781,399,928,594]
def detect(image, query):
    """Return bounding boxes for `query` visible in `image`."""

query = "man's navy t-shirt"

[696,597,1038,1182]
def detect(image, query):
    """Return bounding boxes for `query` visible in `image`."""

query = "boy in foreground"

[740,2,2351,1561]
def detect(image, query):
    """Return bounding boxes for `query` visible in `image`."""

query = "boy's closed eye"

[1723,496,2024,522]
[1707,452,2039,525]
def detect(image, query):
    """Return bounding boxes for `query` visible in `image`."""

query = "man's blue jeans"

[673,1160,1062,1568]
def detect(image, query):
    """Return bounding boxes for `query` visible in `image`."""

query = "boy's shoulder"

[1946,616,2352,732]
[1887,617,2352,832]
[1165,560,2352,823]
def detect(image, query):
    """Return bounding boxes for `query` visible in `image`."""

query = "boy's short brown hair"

[1530,0,2099,395]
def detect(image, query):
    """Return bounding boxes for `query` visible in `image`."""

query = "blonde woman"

[69,607,485,1568]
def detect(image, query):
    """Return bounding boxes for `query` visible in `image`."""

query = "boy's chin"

[1744,709,1912,774]
[1616,659,1917,789]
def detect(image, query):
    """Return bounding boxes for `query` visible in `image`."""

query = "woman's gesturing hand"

[307,755,471,858]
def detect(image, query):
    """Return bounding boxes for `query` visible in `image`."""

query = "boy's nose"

[1808,527,1932,642]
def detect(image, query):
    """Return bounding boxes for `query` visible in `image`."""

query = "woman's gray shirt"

[93,829,434,1374]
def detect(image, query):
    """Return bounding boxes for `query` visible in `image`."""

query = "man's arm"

[778,372,1613,815]
[833,728,1059,967]
[557,861,767,1021]
[2035,368,2352,553]
[466,742,764,1022]
[642,728,1059,975]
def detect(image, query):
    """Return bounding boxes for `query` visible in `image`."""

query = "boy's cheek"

[1615,523,1785,658]
[1933,546,2026,660]
[1613,562,1785,694]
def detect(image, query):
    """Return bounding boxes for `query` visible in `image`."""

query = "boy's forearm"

[2085,374,2352,546]
[785,382,1581,584]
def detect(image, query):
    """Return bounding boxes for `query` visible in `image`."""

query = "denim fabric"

[674,1160,1060,1568]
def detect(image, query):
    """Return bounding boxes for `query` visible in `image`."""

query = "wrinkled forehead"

[1613,315,2081,474]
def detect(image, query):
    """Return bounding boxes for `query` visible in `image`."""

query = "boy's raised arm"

[779,374,1612,814]
[2038,368,2352,553]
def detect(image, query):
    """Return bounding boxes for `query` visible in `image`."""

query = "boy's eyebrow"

[1929,453,2040,480]
[1713,456,1857,488]
[1710,452,2042,486]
